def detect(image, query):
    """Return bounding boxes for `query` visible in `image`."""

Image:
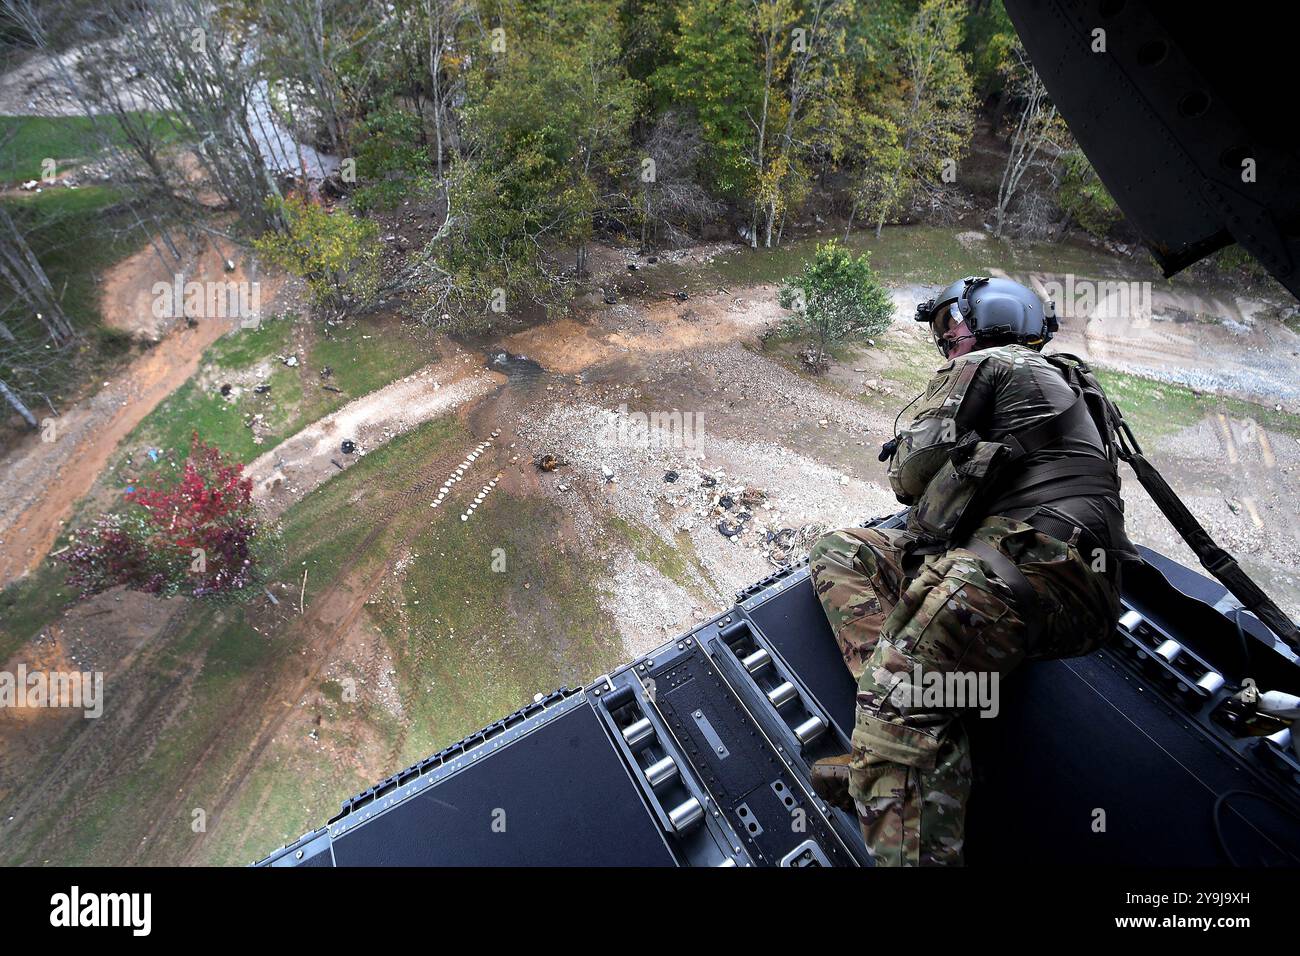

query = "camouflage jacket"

[887,344,1135,555]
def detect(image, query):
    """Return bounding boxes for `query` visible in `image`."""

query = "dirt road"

[0,248,280,587]
[246,353,501,518]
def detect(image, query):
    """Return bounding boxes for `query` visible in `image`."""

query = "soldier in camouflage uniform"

[809,277,1137,866]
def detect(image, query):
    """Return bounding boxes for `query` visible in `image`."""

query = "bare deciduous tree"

[415,0,474,179]
[993,43,1063,238]
[75,0,286,233]
[636,111,720,252]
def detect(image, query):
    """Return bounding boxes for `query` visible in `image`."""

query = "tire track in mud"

[0,605,200,863]
[376,453,513,774]
[221,436,513,855]
[368,382,537,775]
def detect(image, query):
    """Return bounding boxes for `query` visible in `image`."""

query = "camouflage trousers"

[808,515,1120,866]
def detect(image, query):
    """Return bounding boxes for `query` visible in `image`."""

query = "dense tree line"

[0,0,1121,422]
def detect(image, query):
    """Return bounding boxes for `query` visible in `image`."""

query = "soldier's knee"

[809,529,851,557]
[807,529,860,571]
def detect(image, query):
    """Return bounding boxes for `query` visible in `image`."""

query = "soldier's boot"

[810,753,857,813]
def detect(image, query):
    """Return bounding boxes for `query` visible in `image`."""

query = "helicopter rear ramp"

[258,534,1300,867]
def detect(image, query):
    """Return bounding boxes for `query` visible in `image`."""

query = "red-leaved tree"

[60,434,277,600]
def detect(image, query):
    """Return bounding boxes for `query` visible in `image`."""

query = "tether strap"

[1123,450,1300,653]
[965,538,1044,652]
[1092,380,1300,653]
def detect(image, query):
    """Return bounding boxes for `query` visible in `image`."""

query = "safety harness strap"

[987,456,1121,515]
[964,538,1044,653]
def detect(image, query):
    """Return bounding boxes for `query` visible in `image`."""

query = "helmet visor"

[931,302,964,356]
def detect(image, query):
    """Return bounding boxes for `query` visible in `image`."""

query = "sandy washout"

[499,288,786,374]
[246,353,502,518]
[0,42,154,117]
[506,336,903,653]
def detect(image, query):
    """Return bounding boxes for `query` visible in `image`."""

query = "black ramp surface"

[744,567,1298,864]
[965,654,1299,866]
[332,703,676,866]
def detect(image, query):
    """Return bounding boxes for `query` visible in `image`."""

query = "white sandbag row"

[461,471,502,522]
[429,430,501,516]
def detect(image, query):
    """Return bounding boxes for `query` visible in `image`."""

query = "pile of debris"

[694,477,826,567]
[798,346,831,374]
[761,523,828,567]
[533,452,568,472]
[709,483,767,541]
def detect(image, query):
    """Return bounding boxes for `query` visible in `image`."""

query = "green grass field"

[1095,368,1300,440]
[0,113,179,182]
[123,315,308,465]
[371,492,624,766]
[3,410,628,866]
[121,312,437,471]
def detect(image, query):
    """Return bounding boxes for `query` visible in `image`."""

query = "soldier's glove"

[878,437,899,462]
[810,753,857,814]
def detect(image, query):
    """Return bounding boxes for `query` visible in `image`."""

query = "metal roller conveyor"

[644,755,678,788]
[1196,671,1225,694]
[793,715,827,746]
[742,648,771,673]
[622,717,654,747]
[767,681,798,709]
[668,797,704,832]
